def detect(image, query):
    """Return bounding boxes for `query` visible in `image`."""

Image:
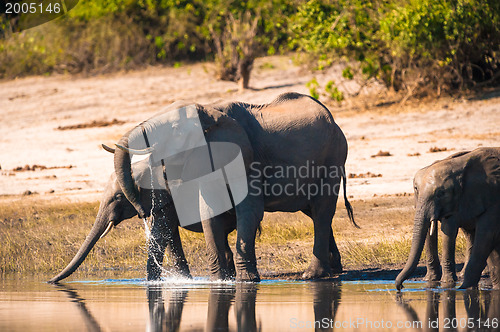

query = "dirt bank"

[1,55,498,203]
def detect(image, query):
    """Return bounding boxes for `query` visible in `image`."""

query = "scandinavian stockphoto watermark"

[129,104,248,227]
[290,317,423,329]
[129,104,345,226]
[289,317,499,330]
[248,161,345,200]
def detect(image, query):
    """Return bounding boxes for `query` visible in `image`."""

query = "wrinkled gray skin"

[50,95,352,282]
[49,158,237,283]
[112,92,355,282]
[396,147,500,290]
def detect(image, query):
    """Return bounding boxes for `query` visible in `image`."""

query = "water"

[1,277,499,331]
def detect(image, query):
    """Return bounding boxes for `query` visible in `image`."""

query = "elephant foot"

[424,271,441,282]
[147,263,163,281]
[174,263,192,279]
[329,254,343,274]
[302,260,332,280]
[209,268,236,281]
[424,264,441,281]
[441,272,458,284]
[236,269,260,282]
[458,282,478,290]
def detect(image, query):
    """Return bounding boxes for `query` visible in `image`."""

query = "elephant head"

[48,157,170,283]
[396,148,500,290]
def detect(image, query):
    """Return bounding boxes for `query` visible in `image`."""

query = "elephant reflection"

[146,284,260,332]
[397,289,500,332]
[147,287,188,332]
[55,285,103,332]
[57,281,343,331]
[310,281,342,331]
[147,281,342,332]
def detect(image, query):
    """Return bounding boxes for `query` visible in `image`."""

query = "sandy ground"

[1,55,499,203]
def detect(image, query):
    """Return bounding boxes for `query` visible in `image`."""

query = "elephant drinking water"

[50,93,357,283]
[396,147,500,290]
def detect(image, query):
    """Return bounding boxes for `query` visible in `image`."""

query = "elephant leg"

[329,228,342,274]
[303,208,341,273]
[148,211,191,280]
[234,195,263,282]
[202,214,234,280]
[441,217,459,284]
[224,235,236,278]
[459,228,475,279]
[459,208,498,289]
[147,217,169,281]
[302,198,336,279]
[164,224,191,278]
[424,224,441,282]
[486,244,500,289]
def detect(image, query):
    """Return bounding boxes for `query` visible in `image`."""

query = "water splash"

[143,162,172,278]
[143,218,151,239]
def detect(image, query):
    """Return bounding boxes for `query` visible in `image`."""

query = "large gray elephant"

[50,93,354,283]
[112,92,356,282]
[395,147,500,290]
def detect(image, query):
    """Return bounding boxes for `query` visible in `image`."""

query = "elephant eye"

[115,193,124,200]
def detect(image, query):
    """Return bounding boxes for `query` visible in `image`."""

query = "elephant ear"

[413,166,430,208]
[458,148,500,220]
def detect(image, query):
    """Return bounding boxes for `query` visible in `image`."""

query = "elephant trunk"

[114,134,147,219]
[48,211,112,283]
[395,206,431,290]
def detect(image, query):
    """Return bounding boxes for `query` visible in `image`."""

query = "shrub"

[290,0,500,97]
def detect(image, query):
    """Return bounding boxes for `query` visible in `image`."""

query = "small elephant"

[110,93,356,281]
[396,147,500,290]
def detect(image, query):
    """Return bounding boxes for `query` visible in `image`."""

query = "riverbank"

[0,194,468,281]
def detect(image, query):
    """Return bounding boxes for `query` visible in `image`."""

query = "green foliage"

[325,80,344,102]
[1,0,498,96]
[291,0,500,95]
[0,0,295,79]
[306,78,320,99]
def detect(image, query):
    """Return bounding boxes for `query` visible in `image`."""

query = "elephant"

[49,156,238,283]
[395,147,500,290]
[111,92,356,282]
[49,93,355,283]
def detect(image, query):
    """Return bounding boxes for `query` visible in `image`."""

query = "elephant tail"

[342,170,359,229]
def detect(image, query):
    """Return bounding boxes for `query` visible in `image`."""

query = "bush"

[290,0,500,97]
[0,0,294,80]
[1,0,499,97]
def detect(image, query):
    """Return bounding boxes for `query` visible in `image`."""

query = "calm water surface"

[1,276,499,331]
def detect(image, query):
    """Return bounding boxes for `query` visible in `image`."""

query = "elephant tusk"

[429,220,437,237]
[102,144,116,154]
[100,221,114,239]
[102,144,115,154]
[115,144,154,155]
